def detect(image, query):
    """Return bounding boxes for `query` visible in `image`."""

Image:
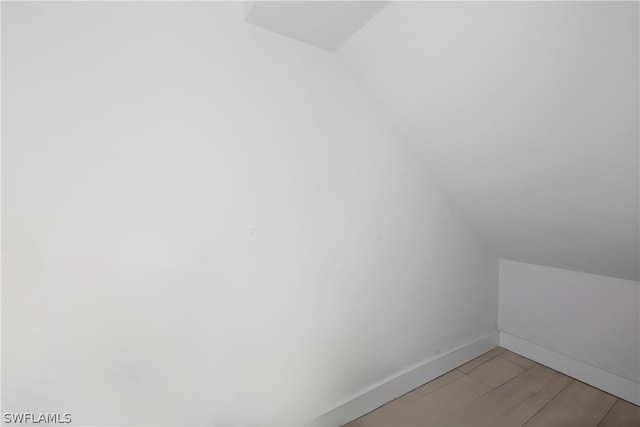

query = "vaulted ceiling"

[246,1,639,281]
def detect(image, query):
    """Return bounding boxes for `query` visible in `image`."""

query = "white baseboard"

[499,331,640,405]
[309,330,500,427]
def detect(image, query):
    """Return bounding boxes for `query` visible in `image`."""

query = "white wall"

[499,259,640,398]
[337,1,640,282]
[2,3,498,425]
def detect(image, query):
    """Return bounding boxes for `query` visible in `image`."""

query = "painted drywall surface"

[2,2,498,425]
[337,1,639,281]
[499,259,640,383]
[244,1,389,51]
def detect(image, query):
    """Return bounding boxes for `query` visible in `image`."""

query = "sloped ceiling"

[244,1,388,51]
[247,1,640,281]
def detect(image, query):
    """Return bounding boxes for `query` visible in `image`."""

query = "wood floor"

[343,347,640,427]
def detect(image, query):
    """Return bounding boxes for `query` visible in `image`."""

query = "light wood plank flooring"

[343,347,640,427]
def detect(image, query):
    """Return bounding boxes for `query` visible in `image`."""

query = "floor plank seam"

[520,379,574,427]
[458,348,505,374]
[458,368,527,408]
[485,360,530,390]
[594,397,620,427]
[497,354,537,371]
